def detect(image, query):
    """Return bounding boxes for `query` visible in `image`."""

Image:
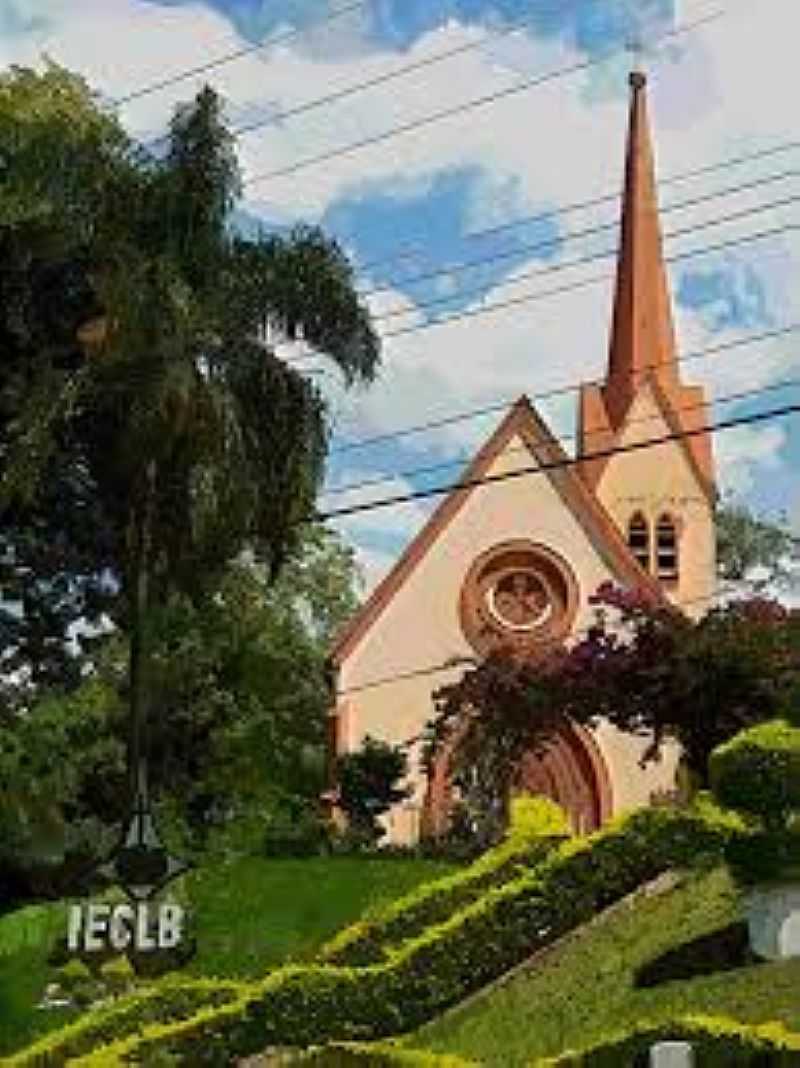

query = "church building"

[327,70,717,845]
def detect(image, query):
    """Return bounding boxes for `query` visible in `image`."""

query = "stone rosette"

[460,540,579,658]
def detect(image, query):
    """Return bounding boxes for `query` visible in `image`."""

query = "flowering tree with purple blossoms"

[424,584,800,834]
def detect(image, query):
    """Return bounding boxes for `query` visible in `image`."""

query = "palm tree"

[2,72,379,889]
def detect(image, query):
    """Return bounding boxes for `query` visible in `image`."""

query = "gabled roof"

[580,374,717,502]
[331,395,666,667]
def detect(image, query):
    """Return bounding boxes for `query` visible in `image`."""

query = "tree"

[0,64,132,713]
[0,66,379,842]
[567,585,800,784]
[425,649,571,847]
[716,500,800,590]
[335,737,410,847]
[424,585,800,838]
[0,524,361,892]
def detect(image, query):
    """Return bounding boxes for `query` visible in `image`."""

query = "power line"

[114,0,370,105]
[287,216,797,369]
[328,323,800,455]
[355,138,800,275]
[381,220,800,341]
[336,583,752,698]
[224,0,587,143]
[322,376,800,499]
[317,400,800,522]
[369,188,800,326]
[357,167,798,301]
[243,8,726,188]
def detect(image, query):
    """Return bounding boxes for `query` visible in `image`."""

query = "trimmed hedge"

[535,1013,800,1066]
[321,796,570,966]
[710,720,800,884]
[298,1041,479,1066]
[5,975,245,1067]
[62,806,740,1066]
[710,719,800,830]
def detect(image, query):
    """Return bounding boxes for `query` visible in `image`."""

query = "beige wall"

[596,382,716,617]
[335,422,690,844]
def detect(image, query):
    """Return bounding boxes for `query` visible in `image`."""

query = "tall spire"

[602,70,679,428]
[577,70,715,494]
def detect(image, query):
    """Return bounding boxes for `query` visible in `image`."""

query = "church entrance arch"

[422,719,612,838]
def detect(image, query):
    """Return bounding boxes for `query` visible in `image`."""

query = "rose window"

[460,542,578,657]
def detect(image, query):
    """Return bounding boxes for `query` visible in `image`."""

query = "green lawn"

[414,867,800,1066]
[0,902,72,1056]
[0,854,452,1057]
[184,854,454,979]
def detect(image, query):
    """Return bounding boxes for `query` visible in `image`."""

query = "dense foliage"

[0,63,377,702]
[0,525,360,899]
[710,719,800,885]
[320,796,569,967]
[335,736,411,847]
[710,720,800,831]
[16,805,738,1064]
[0,62,379,898]
[425,586,800,837]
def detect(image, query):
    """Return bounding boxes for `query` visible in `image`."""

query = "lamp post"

[74,317,189,905]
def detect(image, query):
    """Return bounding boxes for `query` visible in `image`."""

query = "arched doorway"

[421,720,612,838]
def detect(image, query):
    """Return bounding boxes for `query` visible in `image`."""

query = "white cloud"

[6,0,800,577]
[353,546,396,597]
[714,423,788,497]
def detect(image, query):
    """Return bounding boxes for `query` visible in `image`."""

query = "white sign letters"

[67,902,184,953]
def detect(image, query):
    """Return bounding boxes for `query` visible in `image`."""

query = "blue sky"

[3,0,800,590]
[138,0,677,56]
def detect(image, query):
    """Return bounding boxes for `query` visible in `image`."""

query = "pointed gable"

[332,396,664,667]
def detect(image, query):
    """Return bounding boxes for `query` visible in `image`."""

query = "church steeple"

[577,69,715,495]
[603,69,679,428]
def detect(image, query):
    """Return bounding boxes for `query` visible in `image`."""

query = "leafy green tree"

[335,737,410,847]
[716,500,800,589]
[0,66,379,837]
[425,587,800,838]
[0,678,125,900]
[0,524,360,889]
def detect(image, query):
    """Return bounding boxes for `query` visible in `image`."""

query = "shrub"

[99,955,137,997]
[335,737,410,847]
[299,1042,479,1066]
[6,976,245,1067]
[69,806,737,1065]
[262,798,331,858]
[710,720,800,885]
[535,1013,800,1066]
[710,720,800,831]
[52,958,99,1010]
[320,797,569,966]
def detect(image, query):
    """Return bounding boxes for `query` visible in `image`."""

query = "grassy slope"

[183,855,454,979]
[0,855,451,1057]
[414,868,800,1067]
[0,902,71,1056]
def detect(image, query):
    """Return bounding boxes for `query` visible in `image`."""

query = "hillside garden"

[2,60,800,1068]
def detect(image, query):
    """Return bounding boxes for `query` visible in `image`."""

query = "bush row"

[535,1013,800,1066]
[298,1041,479,1066]
[6,975,245,1067]
[320,796,570,966]
[710,719,800,829]
[63,805,739,1066]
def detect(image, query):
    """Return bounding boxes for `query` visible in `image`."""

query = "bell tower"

[577,71,717,610]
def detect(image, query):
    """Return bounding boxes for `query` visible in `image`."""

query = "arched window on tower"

[627,513,650,572]
[656,514,679,581]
